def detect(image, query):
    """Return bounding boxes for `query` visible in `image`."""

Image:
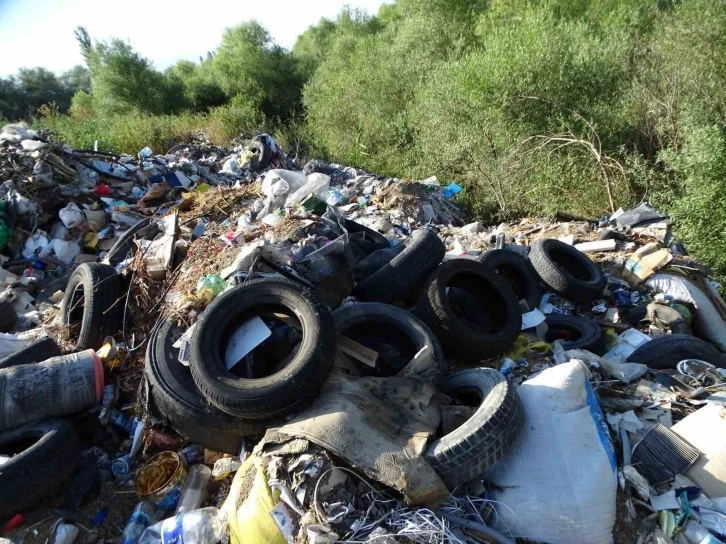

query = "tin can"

[134,451,187,510]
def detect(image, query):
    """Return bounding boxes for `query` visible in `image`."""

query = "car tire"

[344,219,390,255]
[333,302,446,385]
[146,318,268,453]
[425,369,523,489]
[0,419,81,518]
[105,218,157,267]
[530,239,605,303]
[61,263,122,350]
[416,259,522,361]
[190,278,336,420]
[479,249,543,311]
[545,314,605,354]
[353,228,445,303]
[627,334,726,369]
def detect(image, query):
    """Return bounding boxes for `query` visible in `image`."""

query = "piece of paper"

[651,490,680,511]
[522,308,546,330]
[224,316,272,370]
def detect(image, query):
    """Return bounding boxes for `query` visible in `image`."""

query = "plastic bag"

[59,203,85,229]
[647,273,726,352]
[285,173,331,208]
[196,274,226,301]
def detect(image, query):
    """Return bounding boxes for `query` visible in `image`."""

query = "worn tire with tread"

[530,239,605,303]
[0,418,81,517]
[545,314,605,354]
[627,334,726,369]
[479,249,543,311]
[333,302,446,384]
[147,318,269,453]
[417,259,522,361]
[425,369,523,489]
[105,218,155,266]
[0,337,61,370]
[190,278,336,420]
[353,228,445,303]
[61,263,122,350]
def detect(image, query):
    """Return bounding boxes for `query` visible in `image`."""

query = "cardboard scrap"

[622,243,672,286]
[672,404,726,498]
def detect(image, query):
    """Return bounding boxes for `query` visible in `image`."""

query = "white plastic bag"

[59,203,85,229]
[284,173,331,208]
[486,361,618,544]
[647,273,726,352]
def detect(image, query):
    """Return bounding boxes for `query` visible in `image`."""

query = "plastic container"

[175,464,211,514]
[123,501,157,544]
[139,507,225,544]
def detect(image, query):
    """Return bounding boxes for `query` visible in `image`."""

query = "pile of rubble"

[0,121,725,544]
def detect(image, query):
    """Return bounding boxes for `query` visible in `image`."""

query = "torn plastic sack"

[615,202,670,229]
[222,455,287,544]
[485,361,617,544]
[262,370,448,507]
[647,273,726,352]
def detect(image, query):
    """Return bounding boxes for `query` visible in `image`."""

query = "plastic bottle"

[175,464,211,514]
[683,521,721,544]
[123,501,157,544]
[139,507,225,544]
[178,445,205,466]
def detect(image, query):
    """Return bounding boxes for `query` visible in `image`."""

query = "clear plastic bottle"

[175,465,211,514]
[139,507,225,544]
[122,501,157,544]
[683,520,721,544]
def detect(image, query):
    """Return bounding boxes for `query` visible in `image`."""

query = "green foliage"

[40,106,205,155]
[0,65,90,120]
[212,22,302,120]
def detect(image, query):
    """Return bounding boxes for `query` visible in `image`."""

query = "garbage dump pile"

[1,121,726,544]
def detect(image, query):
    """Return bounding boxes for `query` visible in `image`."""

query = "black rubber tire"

[0,418,81,518]
[479,249,543,311]
[545,314,605,354]
[146,318,268,453]
[344,219,390,255]
[353,228,445,303]
[424,369,523,489]
[105,217,156,266]
[190,278,336,420]
[627,334,726,369]
[333,302,447,385]
[61,263,122,350]
[416,259,522,361]
[0,337,61,370]
[530,239,605,303]
[249,139,271,171]
[0,299,17,333]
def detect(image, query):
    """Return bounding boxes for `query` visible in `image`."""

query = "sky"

[0,0,388,77]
